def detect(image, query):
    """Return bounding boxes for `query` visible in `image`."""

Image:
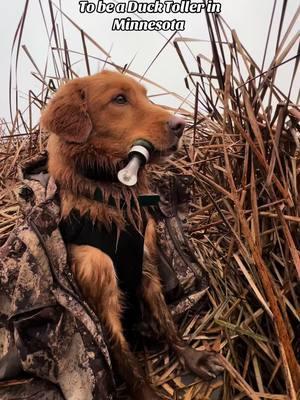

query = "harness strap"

[93,188,160,208]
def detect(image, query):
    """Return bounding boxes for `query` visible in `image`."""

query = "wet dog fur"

[41,70,223,400]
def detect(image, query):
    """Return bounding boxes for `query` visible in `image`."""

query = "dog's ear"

[41,80,92,143]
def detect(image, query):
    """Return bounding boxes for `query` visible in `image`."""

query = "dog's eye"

[113,94,128,105]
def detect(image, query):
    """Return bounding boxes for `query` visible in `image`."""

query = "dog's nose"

[168,115,185,138]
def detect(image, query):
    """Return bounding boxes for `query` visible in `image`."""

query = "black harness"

[59,184,160,330]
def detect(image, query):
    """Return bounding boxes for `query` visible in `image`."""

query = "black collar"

[76,160,122,183]
[93,188,160,208]
[76,160,160,207]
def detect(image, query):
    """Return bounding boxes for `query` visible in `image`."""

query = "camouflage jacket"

[0,158,115,400]
[0,155,207,400]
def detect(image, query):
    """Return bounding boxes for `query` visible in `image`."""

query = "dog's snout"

[168,115,185,138]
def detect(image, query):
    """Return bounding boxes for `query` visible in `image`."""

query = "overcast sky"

[0,0,299,126]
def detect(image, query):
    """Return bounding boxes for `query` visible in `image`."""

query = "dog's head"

[41,70,185,162]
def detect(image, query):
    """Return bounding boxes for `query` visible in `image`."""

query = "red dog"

[41,70,223,399]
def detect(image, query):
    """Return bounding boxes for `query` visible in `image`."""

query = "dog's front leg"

[69,244,160,400]
[142,218,224,380]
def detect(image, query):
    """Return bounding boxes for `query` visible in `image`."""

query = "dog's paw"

[177,346,224,380]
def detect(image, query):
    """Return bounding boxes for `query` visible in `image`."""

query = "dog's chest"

[60,211,145,298]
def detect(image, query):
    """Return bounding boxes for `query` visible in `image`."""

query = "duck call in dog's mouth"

[117,139,179,186]
[117,139,153,186]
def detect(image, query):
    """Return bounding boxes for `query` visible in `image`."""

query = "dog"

[41,70,223,399]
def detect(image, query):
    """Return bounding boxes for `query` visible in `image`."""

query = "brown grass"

[1,1,299,399]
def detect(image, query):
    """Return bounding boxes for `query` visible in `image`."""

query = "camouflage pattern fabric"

[0,378,65,400]
[0,163,115,400]
[0,156,208,399]
[152,173,209,316]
